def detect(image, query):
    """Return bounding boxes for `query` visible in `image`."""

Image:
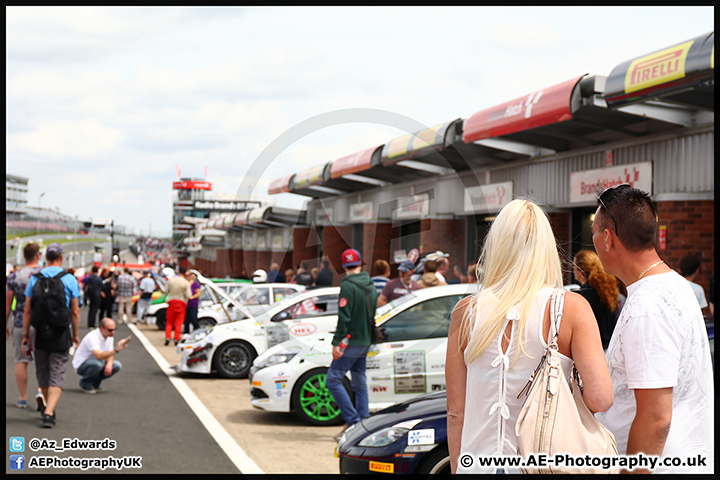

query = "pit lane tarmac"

[5,306,341,474]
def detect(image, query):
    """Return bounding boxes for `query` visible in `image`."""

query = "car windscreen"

[375,292,417,320]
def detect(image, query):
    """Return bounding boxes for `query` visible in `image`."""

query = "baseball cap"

[46,243,64,255]
[397,260,415,272]
[341,249,362,268]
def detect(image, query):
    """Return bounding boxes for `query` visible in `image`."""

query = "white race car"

[248,284,478,426]
[146,269,304,329]
[176,287,341,378]
[195,283,306,326]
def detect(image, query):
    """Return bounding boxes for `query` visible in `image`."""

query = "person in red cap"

[326,248,377,440]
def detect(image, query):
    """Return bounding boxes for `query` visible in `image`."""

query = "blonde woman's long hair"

[460,199,563,367]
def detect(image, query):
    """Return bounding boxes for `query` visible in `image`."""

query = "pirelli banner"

[605,32,714,108]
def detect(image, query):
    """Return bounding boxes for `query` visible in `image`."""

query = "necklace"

[637,260,664,281]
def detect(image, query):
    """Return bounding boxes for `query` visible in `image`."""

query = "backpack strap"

[53,270,70,279]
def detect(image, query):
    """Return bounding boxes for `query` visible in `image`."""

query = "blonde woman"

[445,199,613,474]
[572,250,622,349]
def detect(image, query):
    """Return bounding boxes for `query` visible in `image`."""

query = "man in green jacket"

[326,248,377,439]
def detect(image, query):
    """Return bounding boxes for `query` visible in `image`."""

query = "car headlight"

[187,327,212,343]
[358,427,408,447]
[255,345,302,369]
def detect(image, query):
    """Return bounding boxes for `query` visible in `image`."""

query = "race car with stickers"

[248,284,478,426]
[336,390,450,474]
[175,287,340,378]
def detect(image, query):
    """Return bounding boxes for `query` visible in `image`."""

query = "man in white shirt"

[72,318,128,394]
[136,272,156,324]
[592,185,713,474]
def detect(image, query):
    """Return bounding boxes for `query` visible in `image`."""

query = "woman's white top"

[458,286,573,474]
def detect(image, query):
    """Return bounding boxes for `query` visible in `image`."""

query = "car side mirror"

[272,311,291,322]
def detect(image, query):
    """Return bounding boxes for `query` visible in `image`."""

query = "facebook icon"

[10,454,25,470]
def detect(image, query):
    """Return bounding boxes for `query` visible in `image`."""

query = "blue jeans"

[77,357,122,389]
[184,306,199,334]
[325,345,370,425]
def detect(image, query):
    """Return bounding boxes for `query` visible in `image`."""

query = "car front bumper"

[248,363,293,413]
[176,341,214,374]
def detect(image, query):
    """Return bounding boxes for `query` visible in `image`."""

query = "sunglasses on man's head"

[597,184,630,234]
[597,183,657,234]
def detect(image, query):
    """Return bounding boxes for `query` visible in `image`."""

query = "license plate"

[369,461,394,473]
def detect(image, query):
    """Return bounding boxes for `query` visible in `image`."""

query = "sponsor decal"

[371,385,388,393]
[393,419,423,430]
[394,351,426,394]
[366,346,380,358]
[408,429,435,446]
[289,323,317,336]
[252,381,262,387]
[338,297,348,308]
[625,41,693,94]
[369,461,394,473]
[172,180,212,190]
[431,384,446,391]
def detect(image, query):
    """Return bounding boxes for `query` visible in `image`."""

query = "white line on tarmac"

[128,323,264,474]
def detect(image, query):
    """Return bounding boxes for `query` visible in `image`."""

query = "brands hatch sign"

[193,200,261,212]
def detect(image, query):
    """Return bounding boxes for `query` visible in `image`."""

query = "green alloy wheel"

[292,368,351,426]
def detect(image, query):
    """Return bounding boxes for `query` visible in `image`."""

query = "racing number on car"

[294,298,318,317]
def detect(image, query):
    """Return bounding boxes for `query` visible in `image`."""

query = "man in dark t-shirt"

[377,261,421,306]
[294,262,314,287]
[315,259,334,287]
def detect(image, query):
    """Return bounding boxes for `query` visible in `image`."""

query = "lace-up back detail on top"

[458,287,573,473]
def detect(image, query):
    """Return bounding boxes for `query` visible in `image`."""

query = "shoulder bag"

[515,289,618,474]
[363,285,384,344]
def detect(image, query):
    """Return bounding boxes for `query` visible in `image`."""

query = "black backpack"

[30,271,72,337]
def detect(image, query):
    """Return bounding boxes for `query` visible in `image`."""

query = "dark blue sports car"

[336,391,450,474]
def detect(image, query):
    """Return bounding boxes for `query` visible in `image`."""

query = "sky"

[6,6,715,238]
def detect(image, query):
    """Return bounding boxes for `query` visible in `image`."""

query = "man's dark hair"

[46,249,62,262]
[680,254,701,277]
[322,260,330,268]
[23,243,40,262]
[424,259,438,273]
[179,266,187,274]
[597,186,657,252]
[124,267,130,273]
[301,261,309,270]
[92,265,99,273]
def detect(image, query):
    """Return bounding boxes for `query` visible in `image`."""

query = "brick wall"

[362,222,394,275]
[321,225,353,285]
[292,227,319,271]
[657,200,714,295]
[255,251,272,274]
[215,249,233,278]
[229,249,246,278]
[242,250,257,277]
[548,212,572,285]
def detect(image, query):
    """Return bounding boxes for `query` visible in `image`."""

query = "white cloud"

[9,120,126,159]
